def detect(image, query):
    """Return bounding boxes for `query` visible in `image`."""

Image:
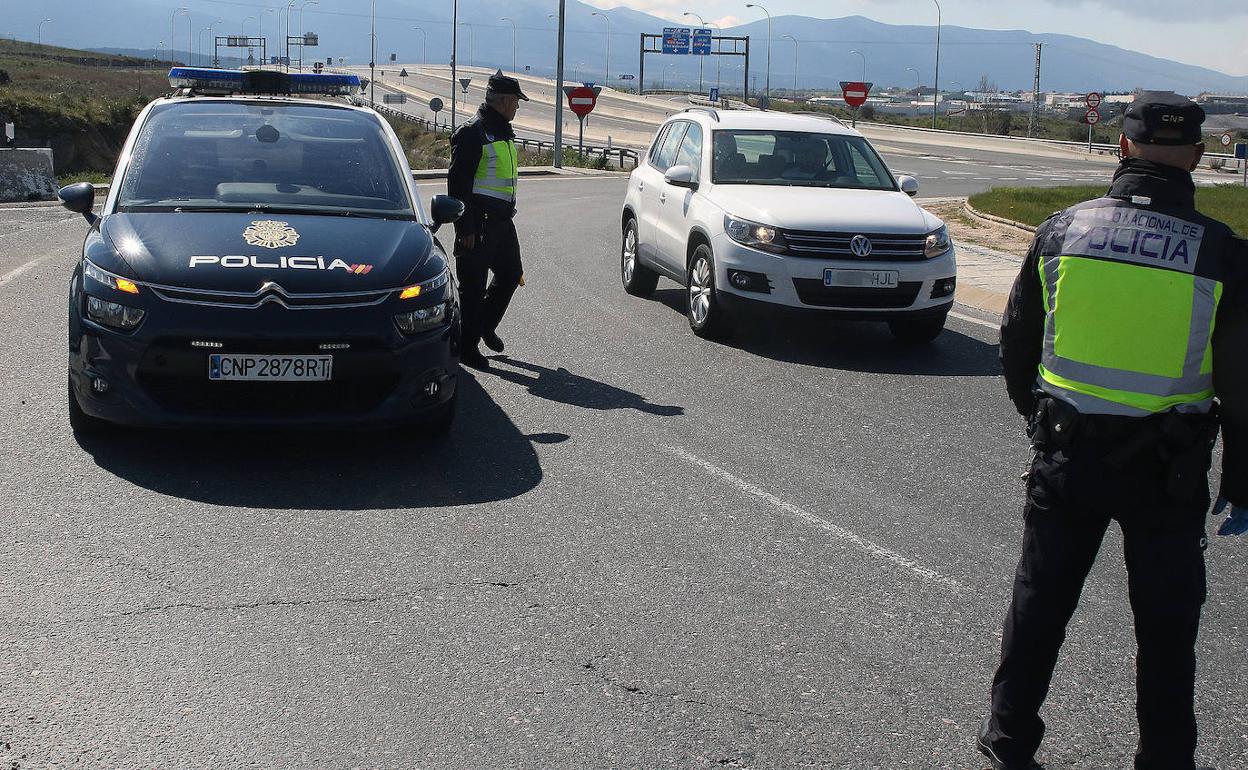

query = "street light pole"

[298,1,318,72]
[931,0,941,129]
[413,27,426,67]
[850,49,866,82]
[745,3,771,104]
[782,34,797,93]
[450,0,458,131]
[370,0,376,105]
[261,8,276,61]
[683,12,707,95]
[171,7,187,67]
[906,66,920,93]
[591,11,610,85]
[554,0,566,168]
[208,19,222,67]
[284,1,295,71]
[500,17,516,73]
[37,18,51,46]
[459,23,475,69]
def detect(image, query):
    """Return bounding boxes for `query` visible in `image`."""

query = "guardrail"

[362,100,640,170]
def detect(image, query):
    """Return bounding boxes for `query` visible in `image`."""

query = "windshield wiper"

[159,204,407,219]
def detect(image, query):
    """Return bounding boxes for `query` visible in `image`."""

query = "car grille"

[792,279,922,309]
[149,282,392,310]
[783,230,928,261]
[136,338,399,416]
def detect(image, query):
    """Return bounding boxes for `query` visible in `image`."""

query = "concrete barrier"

[0,148,58,203]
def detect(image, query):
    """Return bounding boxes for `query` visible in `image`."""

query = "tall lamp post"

[207,19,223,66]
[591,11,610,84]
[37,18,51,46]
[283,1,296,70]
[499,17,516,73]
[682,11,708,95]
[744,3,771,104]
[240,16,254,64]
[782,34,798,93]
[412,26,427,66]
[298,0,318,72]
[261,8,276,61]
[459,23,475,69]
[931,0,942,129]
[370,0,376,105]
[849,48,866,82]
[171,7,188,67]
[906,66,921,93]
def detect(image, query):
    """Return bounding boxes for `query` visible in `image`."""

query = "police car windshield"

[117,101,414,217]
[712,130,896,190]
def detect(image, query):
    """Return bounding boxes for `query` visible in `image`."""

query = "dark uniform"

[447,73,528,367]
[980,93,1248,770]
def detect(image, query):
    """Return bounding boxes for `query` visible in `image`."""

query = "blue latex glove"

[1213,497,1248,536]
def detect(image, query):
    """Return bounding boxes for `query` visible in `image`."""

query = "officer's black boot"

[977,719,1044,770]
[461,346,490,370]
[482,329,505,353]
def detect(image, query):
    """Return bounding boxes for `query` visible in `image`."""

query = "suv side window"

[652,122,689,172]
[647,124,673,166]
[673,122,703,177]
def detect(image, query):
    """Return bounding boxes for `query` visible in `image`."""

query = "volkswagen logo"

[849,235,873,258]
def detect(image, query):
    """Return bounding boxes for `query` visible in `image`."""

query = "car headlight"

[86,295,145,330]
[397,268,450,300]
[924,226,952,259]
[83,259,141,295]
[724,215,786,253]
[394,301,448,335]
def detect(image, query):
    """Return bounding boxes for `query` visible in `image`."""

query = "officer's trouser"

[984,431,1209,770]
[456,208,522,350]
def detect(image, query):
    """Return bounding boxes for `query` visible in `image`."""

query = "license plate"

[208,354,333,382]
[824,269,900,288]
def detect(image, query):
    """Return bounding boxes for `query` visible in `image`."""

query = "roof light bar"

[168,67,361,96]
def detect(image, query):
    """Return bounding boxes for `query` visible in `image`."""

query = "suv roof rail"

[791,111,847,127]
[681,106,720,122]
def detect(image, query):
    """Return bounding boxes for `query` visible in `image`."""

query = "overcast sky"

[592,0,1248,77]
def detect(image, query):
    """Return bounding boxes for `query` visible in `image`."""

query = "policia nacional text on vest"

[980,92,1248,770]
[446,72,528,369]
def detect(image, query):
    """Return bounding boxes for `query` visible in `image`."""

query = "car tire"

[68,374,109,435]
[620,217,659,297]
[423,390,458,437]
[687,244,731,339]
[888,313,947,344]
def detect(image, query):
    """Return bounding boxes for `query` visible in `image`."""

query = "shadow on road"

[650,288,1000,377]
[486,355,685,416]
[74,374,543,510]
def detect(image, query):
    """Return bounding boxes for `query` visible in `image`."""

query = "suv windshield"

[712,130,896,190]
[117,101,414,217]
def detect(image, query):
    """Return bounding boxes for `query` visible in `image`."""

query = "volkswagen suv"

[620,109,956,341]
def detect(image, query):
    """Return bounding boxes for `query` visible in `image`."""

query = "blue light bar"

[168,67,361,96]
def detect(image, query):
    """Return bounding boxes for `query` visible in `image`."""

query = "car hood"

[98,212,437,292]
[705,186,940,233]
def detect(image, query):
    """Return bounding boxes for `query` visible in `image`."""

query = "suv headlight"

[394,301,448,335]
[924,225,952,259]
[83,259,141,295]
[86,295,145,330]
[724,215,787,253]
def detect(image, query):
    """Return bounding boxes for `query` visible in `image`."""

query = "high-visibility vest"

[1037,203,1221,417]
[473,131,518,203]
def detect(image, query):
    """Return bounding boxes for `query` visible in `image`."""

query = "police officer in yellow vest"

[447,72,527,370]
[979,92,1248,770]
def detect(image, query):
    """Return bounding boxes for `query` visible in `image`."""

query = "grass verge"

[969,184,1248,236]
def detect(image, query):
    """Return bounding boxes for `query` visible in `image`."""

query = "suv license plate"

[824,269,900,288]
[208,354,333,382]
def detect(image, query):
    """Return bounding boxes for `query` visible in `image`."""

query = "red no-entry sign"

[1085,91,1102,109]
[1085,108,1101,125]
[840,81,873,108]
[564,85,600,119]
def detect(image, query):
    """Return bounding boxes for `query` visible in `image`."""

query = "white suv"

[620,108,957,341]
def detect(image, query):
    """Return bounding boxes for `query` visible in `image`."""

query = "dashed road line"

[0,259,42,288]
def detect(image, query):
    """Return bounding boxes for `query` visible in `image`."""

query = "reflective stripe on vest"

[1036,205,1221,417]
[473,137,518,202]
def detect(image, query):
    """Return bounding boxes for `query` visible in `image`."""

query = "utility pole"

[1028,42,1043,138]
[554,0,566,168]
[931,0,941,130]
[450,0,458,131]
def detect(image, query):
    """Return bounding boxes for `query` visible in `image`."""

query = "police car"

[61,68,465,434]
[621,109,956,341]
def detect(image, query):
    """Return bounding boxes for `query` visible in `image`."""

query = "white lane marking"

[663,445,964,594]
[0,259,42,288]
[949,309,1000,332]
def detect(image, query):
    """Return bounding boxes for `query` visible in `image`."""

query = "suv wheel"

[687,245,730,339]
[621,217,658,296]
[888,313,947,344]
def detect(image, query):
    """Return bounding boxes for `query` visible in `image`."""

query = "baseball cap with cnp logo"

[1123,91,1205,146]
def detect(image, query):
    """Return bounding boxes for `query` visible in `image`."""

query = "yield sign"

[840,81,873,108]
[563,84,601,119]
[458,77,472,94]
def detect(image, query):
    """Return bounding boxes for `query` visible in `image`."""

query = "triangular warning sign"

[399,68,408,77]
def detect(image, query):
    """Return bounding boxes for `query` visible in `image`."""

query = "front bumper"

[69,282,459,429]
[710,232,956,319]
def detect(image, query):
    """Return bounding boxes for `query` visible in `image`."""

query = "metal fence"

[364,100,640,171]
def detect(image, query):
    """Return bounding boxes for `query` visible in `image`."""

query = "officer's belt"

[1033,396,1218,470]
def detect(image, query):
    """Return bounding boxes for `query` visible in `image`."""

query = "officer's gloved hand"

[1213,497,1248,536]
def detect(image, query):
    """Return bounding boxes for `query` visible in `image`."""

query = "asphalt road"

[2,178,1245,769]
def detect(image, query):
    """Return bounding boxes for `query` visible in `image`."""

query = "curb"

[963,200,1037,235]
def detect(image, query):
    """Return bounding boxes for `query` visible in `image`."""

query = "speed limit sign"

[1086,91,1102,109]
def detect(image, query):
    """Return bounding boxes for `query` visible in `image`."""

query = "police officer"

[978,92,1248,770]
[447,71,528,370]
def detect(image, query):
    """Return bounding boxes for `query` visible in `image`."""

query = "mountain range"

[6,1,1247,95]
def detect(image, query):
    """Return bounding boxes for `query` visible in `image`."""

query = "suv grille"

[792,279,922,309]
[784,230,928,261]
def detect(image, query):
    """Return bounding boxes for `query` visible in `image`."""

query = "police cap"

[487,71,529,101]
[1123,91,1205,146]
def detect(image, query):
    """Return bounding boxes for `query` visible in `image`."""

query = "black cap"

[488,70,529,101]
[1123,91,1205,146]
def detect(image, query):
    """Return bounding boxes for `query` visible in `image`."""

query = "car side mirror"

[898,175,919,197]
[58,182,99,225]
[664,164,698,190]
[429,195,464,233]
